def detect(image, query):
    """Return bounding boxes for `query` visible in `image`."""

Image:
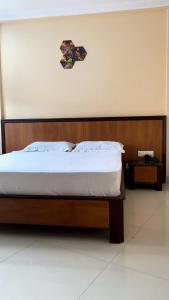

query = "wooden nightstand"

[127,160,163,191]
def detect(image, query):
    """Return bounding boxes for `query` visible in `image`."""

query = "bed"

[0,115,166,243]
[0,151,122,197]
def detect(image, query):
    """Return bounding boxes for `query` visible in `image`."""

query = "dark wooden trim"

[156,165,163,191]
[109,199,124,243]
[1,115,166,124]
[0,194,124,201]
[0,191,125,204]
[108,164,125,243]
[1,120,6,154]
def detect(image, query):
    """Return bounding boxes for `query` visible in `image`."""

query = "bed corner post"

[109,199,124,243]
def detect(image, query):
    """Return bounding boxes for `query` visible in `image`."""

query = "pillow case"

[73,141,124,153]
[23,141,75,152]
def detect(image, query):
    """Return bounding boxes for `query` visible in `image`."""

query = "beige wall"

[0,9,167,118]
[0,8,169,173]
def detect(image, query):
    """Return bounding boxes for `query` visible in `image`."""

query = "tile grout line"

[36,236,112,263]
[124,200,165,241]
[77,260,111,300]
[0,238,39,265]
[0,200,163,264]
[76,225,149,300]
[110,192,169,283]
[111,200,167,263]
[77,192,164,299]
[0,234,119,265]
[77,244,169,300]
[77,253,169,300]
[76,229,138,300]
[0,189,167,298]
[112,261,169,283]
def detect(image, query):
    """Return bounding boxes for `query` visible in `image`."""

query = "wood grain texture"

[0,198,109,228]
[134,166,157,182]
[0,183,125,243]
[2,118,165,165]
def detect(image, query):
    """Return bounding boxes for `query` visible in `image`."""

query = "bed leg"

[109,199,124,244]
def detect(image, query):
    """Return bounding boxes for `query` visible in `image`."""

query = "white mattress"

[0,151,122,197]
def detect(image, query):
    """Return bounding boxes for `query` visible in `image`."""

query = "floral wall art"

[60,40,87,69]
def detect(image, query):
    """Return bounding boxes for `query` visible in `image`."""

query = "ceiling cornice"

[0,0,168,22]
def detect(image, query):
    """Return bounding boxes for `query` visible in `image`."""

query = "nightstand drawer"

[134,166,157,183]
[127,160,163,191]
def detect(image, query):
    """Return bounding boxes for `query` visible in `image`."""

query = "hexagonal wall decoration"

[60,40,87,69]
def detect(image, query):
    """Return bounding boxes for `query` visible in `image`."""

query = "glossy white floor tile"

[0,239,106,300]
[79,264,169,300]
[36,225,139,263]
[143,206,169,233]
[0,185,169,299]
[0,230,37,262]
[114,227,169,280]
[124,189,163,227]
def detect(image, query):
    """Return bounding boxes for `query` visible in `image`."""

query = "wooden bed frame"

[0,115,166,243]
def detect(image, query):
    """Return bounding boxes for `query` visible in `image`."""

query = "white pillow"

[73,141,124,153]
[23,141,75,152]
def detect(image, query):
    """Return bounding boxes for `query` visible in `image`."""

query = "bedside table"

[127,160,163,191]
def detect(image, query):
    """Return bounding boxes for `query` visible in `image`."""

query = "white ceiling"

[0,0,168,22]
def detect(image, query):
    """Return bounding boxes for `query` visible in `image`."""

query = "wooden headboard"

[1,116,166,180]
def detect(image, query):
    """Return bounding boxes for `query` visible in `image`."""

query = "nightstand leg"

[128,166,135,189]
[156,166,162,191]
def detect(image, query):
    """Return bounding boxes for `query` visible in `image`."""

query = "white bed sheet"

[0,151,122,196]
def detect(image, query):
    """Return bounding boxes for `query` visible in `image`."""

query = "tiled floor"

[0,185,169,299]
